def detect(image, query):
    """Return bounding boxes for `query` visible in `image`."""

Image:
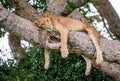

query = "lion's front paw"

[85,71,90,76]
[61,49,69,58]
[44,64,49,69]
[96,56,103,64]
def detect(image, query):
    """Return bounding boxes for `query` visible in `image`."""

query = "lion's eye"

[41,23,44,25]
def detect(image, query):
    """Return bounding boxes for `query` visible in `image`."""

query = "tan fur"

[81,55,92,75]
[44,49,50,69]
[33,12,103,75]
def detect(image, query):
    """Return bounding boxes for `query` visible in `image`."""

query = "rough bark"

[0,4,120,80]
[7,0,41,21]
[0,4,39,43]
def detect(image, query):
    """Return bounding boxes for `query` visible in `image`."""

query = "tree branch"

[0,4,39,43]
[7,0,41,21]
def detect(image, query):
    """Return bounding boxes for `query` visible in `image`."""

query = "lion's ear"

[42,12,50,17]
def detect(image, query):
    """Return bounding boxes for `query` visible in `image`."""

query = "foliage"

[79,3,91,19]
[0,45,116,81]
[0,0,12,9]
[31,0,47,12]
[0,28,6,38]
[66,0,75,12]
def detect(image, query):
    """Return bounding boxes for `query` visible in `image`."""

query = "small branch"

[100,13,116,40]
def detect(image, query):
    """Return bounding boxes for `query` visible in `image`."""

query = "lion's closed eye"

[41,23,45,25]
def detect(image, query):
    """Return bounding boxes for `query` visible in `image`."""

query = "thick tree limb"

[0,4,39,43]
[0,4,120,80]
[7,0,41,21]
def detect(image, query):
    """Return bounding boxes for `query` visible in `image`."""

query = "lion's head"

[33,12,53,30]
